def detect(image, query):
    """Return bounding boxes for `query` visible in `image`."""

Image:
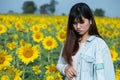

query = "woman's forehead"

[74,16,84,22]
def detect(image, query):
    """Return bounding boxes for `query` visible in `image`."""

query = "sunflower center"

[46,40,52,46]
[34,27,38,31]
[50,67,57,72]
[0,55,5,64]
[0,26,3,31]
[36,34,41,39]
[16,23,21,28]
[60,33,65,39]
[23,48,33,58]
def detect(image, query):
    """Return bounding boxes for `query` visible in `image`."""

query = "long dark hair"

[62,3,102,65]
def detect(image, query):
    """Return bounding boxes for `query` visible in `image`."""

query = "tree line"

[22,0,58,14]
[9,0,105,17]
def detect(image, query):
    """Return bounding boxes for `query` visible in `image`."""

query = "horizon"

[0,0,120,17]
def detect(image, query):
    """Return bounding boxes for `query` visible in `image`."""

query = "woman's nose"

[76,23,81,28]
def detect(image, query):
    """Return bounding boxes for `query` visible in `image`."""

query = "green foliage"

[49,0,58,14]
[22,1,37,14]
[94,8,105,17]
[39,4,50,14]
[39,0,58,14]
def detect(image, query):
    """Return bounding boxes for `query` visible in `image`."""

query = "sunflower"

[16,43,40,65]
[56,72,63,80]
[114,29,119,36]
[19,39,26,46]
[46,75,55,80]
[32,32,44,42]
[32,65,41,74]
[0,50,12,70]
[62,26,67,32]
[3,66,22,80]
[39,23,47,29]
[15,21,24,31]
[30,24,40,33]
[42,36,58,50]
[1,75,10,80]
[116,70,120,80]
[7,42,17,50]
[103,29,109,36]
[57,30,66,42]
[6,20,13,29]
[0,24,7,34]
[106,31,113,38]
[13,69,22,80]
[110,48,118,61]
[45,64,57,74]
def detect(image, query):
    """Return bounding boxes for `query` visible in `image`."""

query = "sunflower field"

[0,14,120,80]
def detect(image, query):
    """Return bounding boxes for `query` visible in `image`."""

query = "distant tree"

[62,13,66,16]
[8,10,15,14]
[94,8,105,17]
[49,0,58,14]
[40,4,50,14]
[22,1,37,14]
[39,0,58,14]
[7,10,18,14]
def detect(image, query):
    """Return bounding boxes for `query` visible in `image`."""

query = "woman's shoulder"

[94,36,108,48]
[95,36,105,43]
[88,35,105,43]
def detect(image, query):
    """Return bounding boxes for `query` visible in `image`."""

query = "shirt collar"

[87,35,97,42]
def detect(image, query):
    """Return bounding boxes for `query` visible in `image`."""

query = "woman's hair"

[62,2,102,65]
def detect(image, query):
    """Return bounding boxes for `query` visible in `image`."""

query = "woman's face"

[73,16,92,36]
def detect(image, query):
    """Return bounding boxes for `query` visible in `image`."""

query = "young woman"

[56,2,115,80]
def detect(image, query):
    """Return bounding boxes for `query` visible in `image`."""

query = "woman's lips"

[77,30,82,32]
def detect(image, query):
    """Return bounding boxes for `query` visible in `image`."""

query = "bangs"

[73,15,84,24]
[70,7,84,24]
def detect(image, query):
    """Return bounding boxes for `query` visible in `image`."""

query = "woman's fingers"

[65,65,77,79]
[71,68,77,76]
[68,67,77,76]
[66,72,73,79]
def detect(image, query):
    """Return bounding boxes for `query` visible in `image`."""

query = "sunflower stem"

[27,31,30,42]
[22,66,25,80]
[48,53,50,62]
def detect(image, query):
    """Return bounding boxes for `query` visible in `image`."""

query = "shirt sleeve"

[103,47,116,80]
[56,45,68,75]
[94,44,116,80]
[94,47,105,80]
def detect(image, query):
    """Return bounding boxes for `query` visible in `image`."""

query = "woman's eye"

[79,21,84,24]
[73,23,77,25]
[73,23,77,26]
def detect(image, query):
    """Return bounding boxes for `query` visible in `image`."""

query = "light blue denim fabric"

[57,35,116,80]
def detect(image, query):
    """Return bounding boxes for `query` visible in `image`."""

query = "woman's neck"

[79,34,90,43]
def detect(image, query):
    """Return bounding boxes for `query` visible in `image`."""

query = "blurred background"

[0,0,120,80]
[0,0,120,17]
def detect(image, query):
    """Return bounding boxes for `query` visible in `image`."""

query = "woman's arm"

[94,38,116,80]
[56,46,68,75]
[103,46,116,80]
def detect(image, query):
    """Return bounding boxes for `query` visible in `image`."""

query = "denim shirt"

[56,35,116,80]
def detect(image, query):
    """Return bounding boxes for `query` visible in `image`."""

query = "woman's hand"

[64,65,77,80]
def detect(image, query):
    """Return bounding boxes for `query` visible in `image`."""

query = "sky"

[0,0,120,17]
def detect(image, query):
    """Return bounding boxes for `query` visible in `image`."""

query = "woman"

[56,2,115,80]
